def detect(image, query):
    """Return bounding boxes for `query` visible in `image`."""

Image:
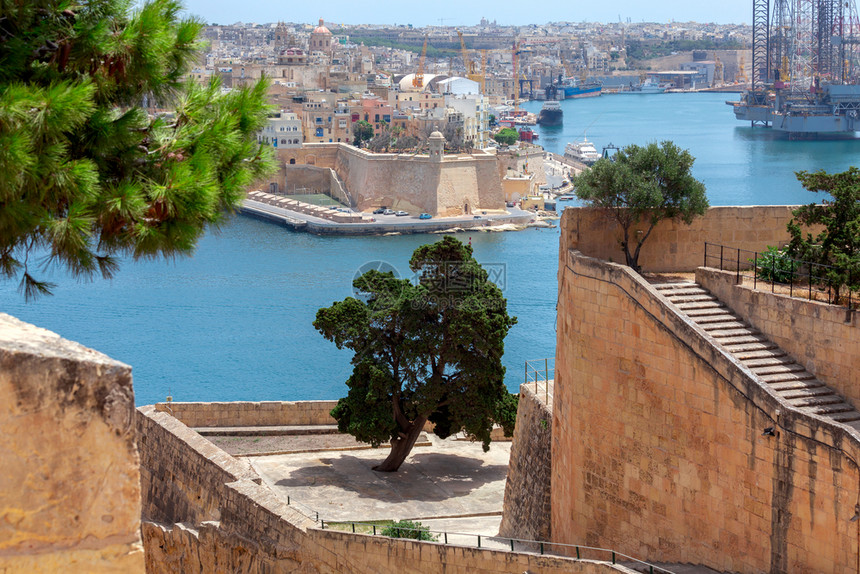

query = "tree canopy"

[787,168,860,302]
[0,0,275,298]
[352,120,373,147]
[314,236,518,472]
[493,127,519,146]
[573,140,709,271]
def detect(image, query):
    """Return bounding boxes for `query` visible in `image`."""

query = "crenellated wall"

[552,248,860,573]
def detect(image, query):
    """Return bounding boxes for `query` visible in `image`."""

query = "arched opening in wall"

[464,202,471,215]
[269,182,279,193]
[307,156,316,165]
[289,158,296,165]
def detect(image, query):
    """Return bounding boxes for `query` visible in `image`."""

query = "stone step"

[699,321,749,331]
[718,334,771,346]
[786,395,844,408]
[832,413,860,423]
[780,386,835,400]
[722,341,780,353]
[676,301,724,310]
[750,363,807,376]
[710,329,764,339]
[663,288,711,297]
[691,313,741,325]
[811,403,857,416]
[760,371,818,384]
[733,349,787,360]
[653,282,698,289]
[665,294,718,303]
[740,356,796,368]
[769,379,825,392]
[684,307,732,318]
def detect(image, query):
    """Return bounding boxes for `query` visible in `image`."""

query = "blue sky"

[182,0,752,27]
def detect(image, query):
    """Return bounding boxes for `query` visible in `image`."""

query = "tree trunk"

[372,415,428,472]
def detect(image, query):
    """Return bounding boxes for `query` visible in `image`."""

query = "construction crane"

[413,34,429,89]
[457,31,486,93]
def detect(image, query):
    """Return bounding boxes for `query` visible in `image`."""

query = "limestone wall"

[265,143,505,217]
[0,314,144,572]
[696,266,860,410]
[153,400,339,428]
[138,405,636,573]
[499,383,553,543]
[560,206,803,272]
[552,249,860,573]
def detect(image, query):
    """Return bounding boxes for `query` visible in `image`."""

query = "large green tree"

[574,140,708,272]
[0,0,275,298]
[314,236,518,472]
[787,168,860,302]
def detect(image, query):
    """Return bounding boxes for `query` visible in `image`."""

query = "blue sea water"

[1,93,858,405]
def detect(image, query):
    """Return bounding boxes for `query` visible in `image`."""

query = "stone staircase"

[654,282,860,430]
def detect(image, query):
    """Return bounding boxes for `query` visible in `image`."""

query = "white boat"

[564,139,601,165]
[621,77,667,94]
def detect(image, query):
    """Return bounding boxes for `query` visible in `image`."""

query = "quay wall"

[0,314,144,572]
[138,405,637,574]
[560,206,803,272]
[498,383,553,543]
[696,266,860,410]
[552,248,860,573]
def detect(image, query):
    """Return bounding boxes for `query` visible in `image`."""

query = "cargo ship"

[537,100,563,126]
[561,77,602,99]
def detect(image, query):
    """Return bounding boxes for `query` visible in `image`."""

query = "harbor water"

[2,93,858,405]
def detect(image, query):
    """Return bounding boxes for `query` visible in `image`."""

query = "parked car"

[395,210,409,217]
[372,208,385,215]
[473,215,482,220]
[382,209,395,215]
[418,213,432,220]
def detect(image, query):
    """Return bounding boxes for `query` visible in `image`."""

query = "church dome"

[313,18,331,35]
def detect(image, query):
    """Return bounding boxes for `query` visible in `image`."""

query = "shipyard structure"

[728,0,860,135]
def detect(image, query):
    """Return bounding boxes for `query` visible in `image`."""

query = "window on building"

[316,128,324,137]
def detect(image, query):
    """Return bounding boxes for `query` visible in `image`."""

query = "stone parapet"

[0,314,144,572]
[153,400,339,428]
[560,205,809,273]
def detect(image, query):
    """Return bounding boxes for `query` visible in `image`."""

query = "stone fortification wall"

[138,405,636,573]
[335,145,441,214]
[268,143,505,217]
[553,249,860,573]
[154,400,339,428]
[0,314,144,572]
[282,164,332,194]
[696,266,860,410]
[499,384,553,543]
[560,206,803,272]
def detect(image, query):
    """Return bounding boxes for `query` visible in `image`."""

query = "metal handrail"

[703,242,857,311]
[524,358,554,403]
[317,519,677,574]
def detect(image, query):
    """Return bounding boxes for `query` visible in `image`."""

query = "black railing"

[703,242,857,311]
